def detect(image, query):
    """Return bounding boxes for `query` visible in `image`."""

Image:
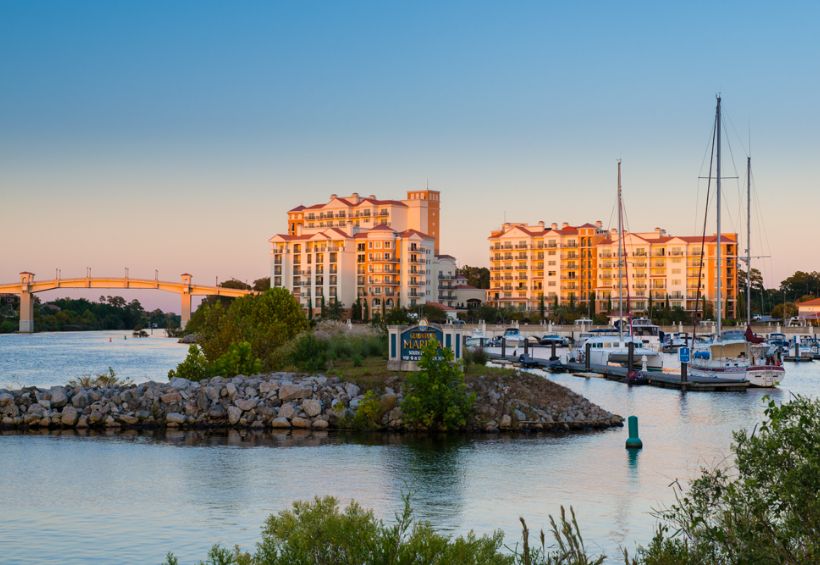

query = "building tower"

[405,190,441,254]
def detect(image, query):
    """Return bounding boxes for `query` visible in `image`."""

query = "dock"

[486,351,749,392]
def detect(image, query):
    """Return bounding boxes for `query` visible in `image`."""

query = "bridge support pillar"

[180,273,193,329]
[19,272,35,333]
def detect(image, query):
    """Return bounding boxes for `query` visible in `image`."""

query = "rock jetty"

[0,372,622,432]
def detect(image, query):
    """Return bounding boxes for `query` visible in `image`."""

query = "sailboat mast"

[617,159,624,341]
[715,96,722,338]
[746,156,752,325]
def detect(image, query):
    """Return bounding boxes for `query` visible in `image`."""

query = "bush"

[165,495,509,565]
[635,394,820,563]
[211,341,263,378]
[186,288,308,370]
[68,367,133,388]
[352,390,385,429]
[401,340,476,430]
[463,347,488,367]
[167,345,209,381]
[168,342,262,381]
[289,334,328,372]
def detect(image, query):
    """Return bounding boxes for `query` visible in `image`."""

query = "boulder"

[50,387,68,408]
[291,417,310,428]
[270,417,291,428]
[160,391,182,404]
[60,406,79,426]
[500,414,512,429]
[170,377,192,390]
[225,383,237,397]
[0,391,13,406]
[312,419,329,429]
[279,384,311,401]
[235,398,258,412]
[227,406,242,425]
[301,399,321,418]
[166,412,186,426]
[278,403,296,419]
[344,383,360,399]
[71,392,89,409]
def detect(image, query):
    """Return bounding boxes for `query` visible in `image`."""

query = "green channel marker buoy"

[625,415,643,449]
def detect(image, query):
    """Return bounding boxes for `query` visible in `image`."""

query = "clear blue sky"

[1,1,818,311]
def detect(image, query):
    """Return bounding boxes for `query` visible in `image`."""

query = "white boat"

[689,97,784,387]
[501,327,526,344]
[575,335,663,371]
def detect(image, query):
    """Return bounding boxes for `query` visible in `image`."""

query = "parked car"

[539,334,569,347]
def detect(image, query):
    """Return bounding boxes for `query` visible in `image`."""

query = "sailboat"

[741,156,785,387]
[575,160,663,373]
[688,96,784,387]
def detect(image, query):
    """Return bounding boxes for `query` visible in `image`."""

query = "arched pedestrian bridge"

[0,272,255,332]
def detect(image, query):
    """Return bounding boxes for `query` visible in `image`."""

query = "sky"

[1,1,819,313]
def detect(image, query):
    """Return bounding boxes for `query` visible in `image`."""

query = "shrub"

[167,345,209,381]
[636,395,820,563]
[187,288,308,370]
[353,390,384,429]
[401,340,476,430]
[289,334,328,372]
[68,367,133,388]
[210,341,263,378]
[165,495,508,565]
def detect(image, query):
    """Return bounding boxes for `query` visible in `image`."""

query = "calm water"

[0,330,188,388]
[1,332,819,564]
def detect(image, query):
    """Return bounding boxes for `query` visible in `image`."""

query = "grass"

[310,356,521,391]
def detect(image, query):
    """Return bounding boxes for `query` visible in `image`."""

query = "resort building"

[270,190,463,318]
[797,298,820,324]
[488,221,738,318]
[488,221,608,312]
[594,228,738,318]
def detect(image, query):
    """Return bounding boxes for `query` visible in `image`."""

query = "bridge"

[0,272,255,332]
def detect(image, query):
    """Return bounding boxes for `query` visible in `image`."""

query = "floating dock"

[486,351,749,392]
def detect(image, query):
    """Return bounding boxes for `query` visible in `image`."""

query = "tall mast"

[715,96,722,338]
[746,156,752,325]
[617,159,624,341]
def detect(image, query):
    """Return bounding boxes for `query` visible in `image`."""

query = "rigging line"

[723,107,751,158]
[694,115,718,234]
[693,117,717,341]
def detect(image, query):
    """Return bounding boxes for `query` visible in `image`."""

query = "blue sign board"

[678,347,690,364]
[400,325,443,362]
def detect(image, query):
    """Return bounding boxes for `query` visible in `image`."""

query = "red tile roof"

[798,297,820,307]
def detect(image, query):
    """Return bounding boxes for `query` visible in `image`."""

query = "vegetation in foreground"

[165,395,819,564]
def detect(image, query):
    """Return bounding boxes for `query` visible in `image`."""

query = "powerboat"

[574,335,663,371]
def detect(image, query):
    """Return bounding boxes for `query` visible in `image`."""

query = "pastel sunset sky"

[2,1,818,312]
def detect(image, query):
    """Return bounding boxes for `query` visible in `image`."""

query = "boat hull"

[746,366,785,388]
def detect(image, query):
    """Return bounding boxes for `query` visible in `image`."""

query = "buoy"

[625,415,643,449]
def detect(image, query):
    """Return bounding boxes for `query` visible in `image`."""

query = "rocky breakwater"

[0,372,622,432]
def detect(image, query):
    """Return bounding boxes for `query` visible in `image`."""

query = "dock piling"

[585,342,591,371]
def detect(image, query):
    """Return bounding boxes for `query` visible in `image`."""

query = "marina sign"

[679,347,690,364]
[400,325,444,361]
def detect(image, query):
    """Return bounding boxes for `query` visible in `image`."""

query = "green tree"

[187,288,308,370]
[401,340,475,430]
[639,396,820,563]
[253,277,271,291]
[457,265,491,289]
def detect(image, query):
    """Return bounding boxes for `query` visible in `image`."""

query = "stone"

[279,383,311,401]
[1,402,19,417]
[208,405,226,419]
[235,398,258,412]
[27,403,46,418]
[225,383,237,397]
[196,389,209,410]
[160,391,182,404]
[71,392,89,409]
[344,383,360,399]
[50,387,68,408]
[76,415,88,428]
[514,409,527,422]
[166,412,186,425]
[60,406,79,426]
[170,377,192,390]
[104,415,119,427]
[311,419,329,429]
[278,403,296,419]
[205,386,220,403]
[118,414,139,425]
[270,417,291,428]
[500,414,512,429]
[227,406,242,425]
[484,420,499,432]
[301,399,321,418]
[0,391,13,405]
[291,416,310,428]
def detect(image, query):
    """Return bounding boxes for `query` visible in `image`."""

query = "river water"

[1,331,818,564]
